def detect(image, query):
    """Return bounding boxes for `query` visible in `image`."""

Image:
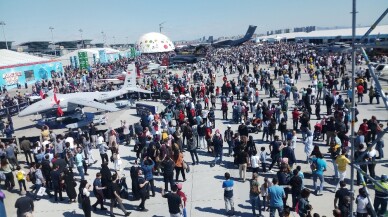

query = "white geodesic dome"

[136,32,175,53]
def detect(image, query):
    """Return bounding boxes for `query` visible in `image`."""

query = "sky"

[0,0,387,45]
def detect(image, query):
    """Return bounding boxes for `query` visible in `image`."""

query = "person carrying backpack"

[249,173,263,216]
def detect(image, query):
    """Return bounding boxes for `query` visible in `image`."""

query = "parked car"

[374,64,388,77]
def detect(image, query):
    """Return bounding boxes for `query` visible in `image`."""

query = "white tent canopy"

[56,48,120,66]
[0,49,50,67]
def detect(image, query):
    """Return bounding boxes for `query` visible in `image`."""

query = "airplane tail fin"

[244,25,257,39]
[208,36,213,44]
[122,64,137,90]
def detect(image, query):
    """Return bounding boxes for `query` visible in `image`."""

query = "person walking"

[108,173,131,217]
[63,168,77,203]
[137,169,149,212]
[162,156,175,191]
[75,147,85,180]
[289,169,303,209]
[335,149,350,191]
[187,134,199,165]
[15,166,27,192]
[356,188,370,217]
[224,125,234,157]
[79,180,92,217]
[236,147,249,182]
[311,152,327,195]
[249,173,263,217]
[15,191,34,217]
[222,172,235,216]
[162,184,183,217]
[268,136,283,172]
[92,172,107,211]
[99,142,109,164]
[297,188,313,217]
[20,137,33,165]
[176,183,188,217]
[267,177,285,217]
[212,129,223,166]
[374,174,388,216]
[50,165,63,202]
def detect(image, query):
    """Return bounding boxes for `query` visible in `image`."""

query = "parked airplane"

[315,42,351,54]
[19,64,152,117]
[212,25,257,48]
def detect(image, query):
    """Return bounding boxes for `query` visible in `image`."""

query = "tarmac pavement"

[3,63,388,217]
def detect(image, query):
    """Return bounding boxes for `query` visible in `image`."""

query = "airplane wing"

[68,98,119,112]
[126,87,153,94]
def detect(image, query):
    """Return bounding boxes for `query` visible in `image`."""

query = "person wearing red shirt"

[358,119,369,137]
[357,84,364,103]
[292,108,301,131]
[178,111,185,124]
[176,183,187,217]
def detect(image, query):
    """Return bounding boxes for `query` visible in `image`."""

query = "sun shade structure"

[136,32,175,53]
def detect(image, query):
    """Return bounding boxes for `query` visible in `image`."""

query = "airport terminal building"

[256,25,388,44]
[0,49,63,89]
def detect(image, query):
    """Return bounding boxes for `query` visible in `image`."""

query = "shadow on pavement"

[63,211,84,217]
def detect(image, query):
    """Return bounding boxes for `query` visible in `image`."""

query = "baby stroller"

[313,122,323,141]
[249,118,262,133]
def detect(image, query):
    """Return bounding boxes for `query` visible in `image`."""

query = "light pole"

[126,36,129,48]
[79,29,84,48]
[49,26,55,55]
[0,21,8,50]
[101,31,105,45]
[159,21,166,33]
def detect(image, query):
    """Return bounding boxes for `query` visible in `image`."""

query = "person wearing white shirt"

[291,131,297,150]
[250,151,260,174]
[65,136,74,150]
[121,121,131,146]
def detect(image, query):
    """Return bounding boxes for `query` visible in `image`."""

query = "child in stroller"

[247,117,262,133]
[313,122,323,141]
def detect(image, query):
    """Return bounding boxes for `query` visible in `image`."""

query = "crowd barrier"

[0,102,29,118]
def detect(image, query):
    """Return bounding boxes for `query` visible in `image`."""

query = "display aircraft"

[212,25,257,48]
[315,42,351,53]
[18,64,152,117]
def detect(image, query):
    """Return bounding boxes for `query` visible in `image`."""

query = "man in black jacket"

[289,169,303,209]
[161,156,175,191]
[130,165,140,201]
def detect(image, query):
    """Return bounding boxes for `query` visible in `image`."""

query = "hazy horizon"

[1,0,387,44]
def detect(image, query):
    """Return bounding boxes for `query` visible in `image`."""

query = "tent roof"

[0,49,50,68]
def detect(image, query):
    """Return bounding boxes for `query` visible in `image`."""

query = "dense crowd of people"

[0,41,387,217]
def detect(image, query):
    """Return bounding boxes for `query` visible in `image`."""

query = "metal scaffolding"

[350,3,388,216]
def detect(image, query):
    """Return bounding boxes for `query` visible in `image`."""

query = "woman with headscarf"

[63,168,77,203]
[79,179,92,217]
[303,129,314,163]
